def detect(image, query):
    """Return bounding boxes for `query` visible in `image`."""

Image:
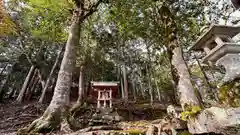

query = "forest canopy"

[0,0,240,135]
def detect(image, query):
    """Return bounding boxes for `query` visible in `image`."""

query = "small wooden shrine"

[91,81,119,109]
[189,24,240,83]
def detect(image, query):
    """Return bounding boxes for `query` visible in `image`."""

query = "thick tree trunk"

[16,65,35,103]
[159,5,199,110]
[168,44,199,109]
[38,45,64,103]
[25,11,81,133]
[77,66,84,104]
[122,64,128,104]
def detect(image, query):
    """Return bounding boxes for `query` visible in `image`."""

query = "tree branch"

[81,0,102,21]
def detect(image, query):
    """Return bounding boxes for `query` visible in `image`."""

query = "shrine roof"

[91,81,120,87]
[189,24,240,51]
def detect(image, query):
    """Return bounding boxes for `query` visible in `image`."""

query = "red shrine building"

[91,81,119,109]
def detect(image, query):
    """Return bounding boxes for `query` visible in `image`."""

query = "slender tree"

[16,65,35,103]
[77,66,84,104]
[38,45,64,103]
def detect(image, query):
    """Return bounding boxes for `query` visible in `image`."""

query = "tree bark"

[168,43,199,109]
[27,76,39,100]
[0,68,11,101]
[7,83,15,99]
[122,64,128,104]
[25,10,82,133]
[16,65,35,103]
[77,66,84,104]
[0,64,7,78]
[38,45,64,103]
[131,79,137,101]
[155,79,161,102]
[138,68,146,99]
[159,5,199,110]
[120,73,125,99]
[25,68,38,101]
[146,64,153,105]
[146,45,153,105]
[37,69,45,89]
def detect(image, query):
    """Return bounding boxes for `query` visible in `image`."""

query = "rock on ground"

[188,107,240,135]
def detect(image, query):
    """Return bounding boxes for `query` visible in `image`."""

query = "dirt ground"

[0,100,48,134]
[0,100,180,135]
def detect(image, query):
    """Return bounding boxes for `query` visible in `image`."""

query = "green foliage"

[180,131,193,135]
[0,9,17,36]
[218,82,240,107]
[112,130,144,135]
[20,0,71,42]
[181,105,201,121]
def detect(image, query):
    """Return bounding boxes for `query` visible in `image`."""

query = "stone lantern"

[187,24,240,135]
[189,24,240,83]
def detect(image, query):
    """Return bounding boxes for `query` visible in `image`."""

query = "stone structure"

[188,24,240,134]
[91,81,119,109]
[188,107,240,135]
[189,24,240,83]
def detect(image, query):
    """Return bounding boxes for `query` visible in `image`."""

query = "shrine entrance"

[91,81,119,109]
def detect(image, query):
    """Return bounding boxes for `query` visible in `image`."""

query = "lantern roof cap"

[189,24,240,51]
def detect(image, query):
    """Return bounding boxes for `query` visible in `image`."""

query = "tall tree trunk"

[27,77,39,100]
[146,45,153,105]
[16,65,35,103]
[77,66,84,104]
[38,45,64,103]
[25,10,82,133]
[25,68,38,101]
[159,5,199,110]
[131,79,137,101]
[138,67,145,99]
[37,69,45,89]
[0,63,17,101]
[122,64,128,104]
[0,64,7,78]
[8,83,15,99]
[168,45,199,109]
[0,68,11,101]
[23,2,102,133]
[155,79,161,102]
[25,69,39,101]
[120,74,125,99]
[34,80,42,96]
[146,65,153,105]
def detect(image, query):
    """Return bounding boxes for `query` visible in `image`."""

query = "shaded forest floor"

[0,100,182,135]
[0,100,48,134]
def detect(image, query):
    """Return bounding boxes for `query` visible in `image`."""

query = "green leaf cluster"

[181,105,201,121]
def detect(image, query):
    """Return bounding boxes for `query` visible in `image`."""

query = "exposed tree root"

[70,102,87,116]
[18,108,61,134]
[69,125,122,135]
